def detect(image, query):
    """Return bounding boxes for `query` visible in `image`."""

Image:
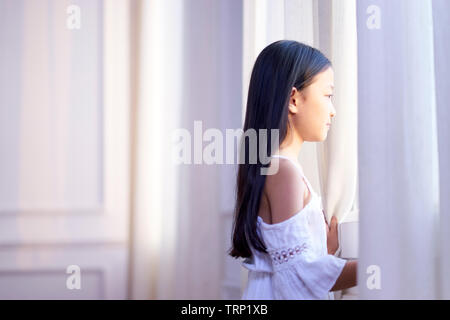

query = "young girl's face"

[288,67,336,142]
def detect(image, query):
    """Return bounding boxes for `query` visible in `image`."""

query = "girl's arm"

[330,260,357,291]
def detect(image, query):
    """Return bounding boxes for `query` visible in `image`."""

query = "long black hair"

[228,40,331,258]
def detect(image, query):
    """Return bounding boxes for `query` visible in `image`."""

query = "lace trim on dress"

[269,243,308,265]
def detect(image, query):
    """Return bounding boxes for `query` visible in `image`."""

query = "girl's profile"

[229,40,357,300]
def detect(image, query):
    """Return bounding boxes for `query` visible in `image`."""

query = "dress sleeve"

[271,251,347,299]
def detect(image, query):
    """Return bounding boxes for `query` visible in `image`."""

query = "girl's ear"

[288,87,301,114]
[288,102,298,114]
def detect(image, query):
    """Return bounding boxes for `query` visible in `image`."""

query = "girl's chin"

[306,135,327,142]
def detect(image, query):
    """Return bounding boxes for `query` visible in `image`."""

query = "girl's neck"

[275,133,304,161]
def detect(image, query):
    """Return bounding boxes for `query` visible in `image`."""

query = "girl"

[229,40,357,300]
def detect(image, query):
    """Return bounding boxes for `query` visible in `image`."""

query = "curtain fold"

[433,0,450,300]
[130,0,184,299]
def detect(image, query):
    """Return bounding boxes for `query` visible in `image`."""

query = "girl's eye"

[327,95,333,99]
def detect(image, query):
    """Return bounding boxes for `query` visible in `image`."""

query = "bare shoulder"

[264,158,308,224]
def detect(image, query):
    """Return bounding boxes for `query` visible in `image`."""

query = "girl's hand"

[324,212,339,255]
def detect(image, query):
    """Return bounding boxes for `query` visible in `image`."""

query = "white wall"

[0,0,129,299]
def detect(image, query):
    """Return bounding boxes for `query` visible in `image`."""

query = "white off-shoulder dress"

[241,154,347,300]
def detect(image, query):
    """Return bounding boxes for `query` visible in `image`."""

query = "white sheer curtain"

[357,0,450,299]
[130,0,243,299]
[241,0,358,299]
